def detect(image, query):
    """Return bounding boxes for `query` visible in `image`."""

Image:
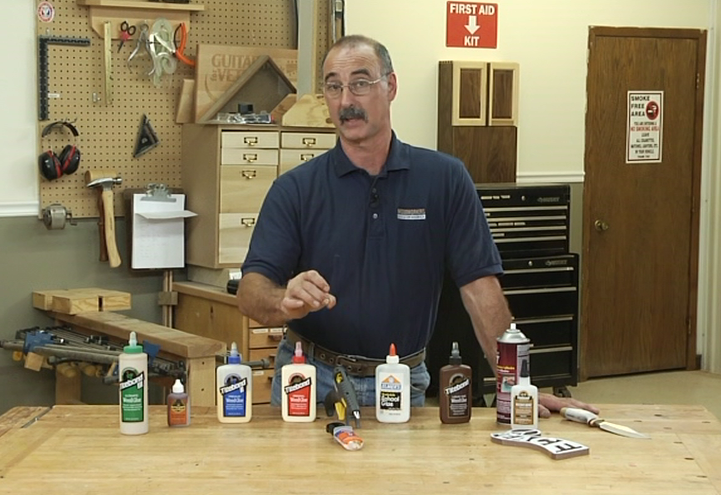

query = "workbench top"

[0,404,719,494]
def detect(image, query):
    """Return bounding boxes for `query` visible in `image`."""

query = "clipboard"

[123,184,197,270]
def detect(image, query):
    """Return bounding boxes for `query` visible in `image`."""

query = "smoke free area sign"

[446,2,498,48]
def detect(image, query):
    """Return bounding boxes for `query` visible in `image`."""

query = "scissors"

[118,21,136,53]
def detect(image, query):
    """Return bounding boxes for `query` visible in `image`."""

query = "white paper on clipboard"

[132,193,196,269]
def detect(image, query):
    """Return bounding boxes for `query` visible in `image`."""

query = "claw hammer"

[85,171,123,268]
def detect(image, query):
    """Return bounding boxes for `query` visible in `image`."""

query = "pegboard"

[37,0,330,218]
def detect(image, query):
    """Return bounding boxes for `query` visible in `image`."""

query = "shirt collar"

[332,131,410,178]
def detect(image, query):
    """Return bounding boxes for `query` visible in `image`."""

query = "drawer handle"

[241,169,257,179]
[300,153,315,162]
[242,153,258,163]
[302,137,317,147]
[241,217,256,228]
[244,136,258,146]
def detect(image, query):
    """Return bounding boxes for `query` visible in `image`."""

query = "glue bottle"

[439,341,472,424]
[281,341,316,422]
[216,342,252,423]
[119,331,149,435]
[375,343,411,423]
[167,378,190,427]
[510,358,538,429]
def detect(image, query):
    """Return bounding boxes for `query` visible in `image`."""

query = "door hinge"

[696,73,700,89]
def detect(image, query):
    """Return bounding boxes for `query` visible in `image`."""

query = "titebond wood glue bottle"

[281,341,316,422]
[119,331,149,435]
[439,341,472,424]
[216,342,252,423]
[375,343,410,423]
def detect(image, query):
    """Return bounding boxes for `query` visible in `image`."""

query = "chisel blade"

[598,420,649,439]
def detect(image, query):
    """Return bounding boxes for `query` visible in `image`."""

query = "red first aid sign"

[446,2,498,48]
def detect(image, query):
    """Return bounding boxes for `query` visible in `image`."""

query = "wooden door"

[581,28,705,378]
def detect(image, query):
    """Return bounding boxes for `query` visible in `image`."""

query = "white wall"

[346,0,712,179]
[0,1,38,216]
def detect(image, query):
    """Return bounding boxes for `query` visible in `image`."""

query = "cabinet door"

[488,62,519,126]
[450,61,488,126]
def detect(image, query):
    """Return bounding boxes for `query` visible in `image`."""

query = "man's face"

[322,44,397,145]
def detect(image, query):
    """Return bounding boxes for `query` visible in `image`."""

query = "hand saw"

[560,407,649,439]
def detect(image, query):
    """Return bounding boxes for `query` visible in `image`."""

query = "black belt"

[284,328,426,377]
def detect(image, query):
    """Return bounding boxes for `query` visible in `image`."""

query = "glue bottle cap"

[172,378,185,394]
[292,341,305,364]
[449,341,462,365]
[123,331,143,354]
[228,342,241,364]
[386,343,399,364]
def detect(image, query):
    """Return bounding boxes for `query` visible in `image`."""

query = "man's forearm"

[459,276,513,375]
[236,272,289,326]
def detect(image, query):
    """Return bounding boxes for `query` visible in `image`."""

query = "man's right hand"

[280,270,337,320]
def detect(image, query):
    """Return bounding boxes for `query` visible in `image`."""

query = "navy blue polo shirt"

[241,132,502,359]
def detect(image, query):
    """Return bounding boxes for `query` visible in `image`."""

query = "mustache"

[339,106,368,123]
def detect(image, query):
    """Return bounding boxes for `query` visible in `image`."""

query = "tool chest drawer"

[220,165,277,213]
[218,213,257,265]
[281,132,336,149]
[249,326,284,348]
[279,149,329,175]
[221,148,278,166]
[222,131,279,149]
[253,369,274,404]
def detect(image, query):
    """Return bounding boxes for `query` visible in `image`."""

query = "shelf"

[77,0,205,12]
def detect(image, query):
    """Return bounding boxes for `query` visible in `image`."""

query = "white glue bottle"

[510,358,538,429]
[216,342,253,423]
[281,341,316,422]
[119,331,149,435]
[375,343,411,423]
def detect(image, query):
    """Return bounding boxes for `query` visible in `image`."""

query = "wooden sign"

[490,429,590,460]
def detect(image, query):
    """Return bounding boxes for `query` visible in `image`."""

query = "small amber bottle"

[167,379,190,427]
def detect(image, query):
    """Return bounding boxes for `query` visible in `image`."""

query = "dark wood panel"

[452,126,517,183]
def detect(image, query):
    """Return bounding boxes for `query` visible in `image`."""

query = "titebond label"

[220,374,248,417]
[284,375,312,416]
[444,375,471,418]
[120,368,145,422]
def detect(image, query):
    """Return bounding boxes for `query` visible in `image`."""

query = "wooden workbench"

[0,404,719,494]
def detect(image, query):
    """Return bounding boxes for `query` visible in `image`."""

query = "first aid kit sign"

[446,2,498,48]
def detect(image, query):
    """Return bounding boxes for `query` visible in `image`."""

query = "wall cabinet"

[437,60,519,183]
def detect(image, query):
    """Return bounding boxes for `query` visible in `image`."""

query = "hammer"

[85,170,122,268]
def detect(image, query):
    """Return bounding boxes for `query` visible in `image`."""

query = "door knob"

[594,220,609,232]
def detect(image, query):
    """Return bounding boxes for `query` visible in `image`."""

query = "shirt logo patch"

[397,208,426,220]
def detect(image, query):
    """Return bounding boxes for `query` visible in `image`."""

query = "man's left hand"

[538,392,599,418]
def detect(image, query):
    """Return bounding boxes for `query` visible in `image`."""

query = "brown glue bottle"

[439,341,472,424]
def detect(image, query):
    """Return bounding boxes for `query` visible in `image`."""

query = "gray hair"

[323,35,394,76]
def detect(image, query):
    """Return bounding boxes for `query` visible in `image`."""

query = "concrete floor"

[547,370,721,421]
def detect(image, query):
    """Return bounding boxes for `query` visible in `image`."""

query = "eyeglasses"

[322,77,385,98]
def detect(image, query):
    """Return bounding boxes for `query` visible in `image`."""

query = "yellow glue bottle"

[216,342,252,423]
[281,341,316,422]
[510,358,538,429]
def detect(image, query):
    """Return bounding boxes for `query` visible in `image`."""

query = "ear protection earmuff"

[38,121,81,181]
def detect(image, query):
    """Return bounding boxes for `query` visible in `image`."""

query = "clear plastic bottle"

[281,341,316,422]
[439,341,472,424]
[119,331,149,435]
[375,343,411,423]
[167,378,190,427]
[510,358,538,429]
[216,342,253,423]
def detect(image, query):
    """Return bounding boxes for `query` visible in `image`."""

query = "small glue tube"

[326,422,364,451]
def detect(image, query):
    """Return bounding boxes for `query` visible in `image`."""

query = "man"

[237,34,597,417]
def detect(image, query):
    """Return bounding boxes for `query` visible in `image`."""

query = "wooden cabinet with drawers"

[181,124,336,269]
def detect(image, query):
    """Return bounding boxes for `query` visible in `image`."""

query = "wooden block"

[282,94,334,128]
[32,290,68,310]
[176,78,196,124]
[24,353,45,372]
[490,429,590,459]
[157,291,178,306]
[32,288,131,315]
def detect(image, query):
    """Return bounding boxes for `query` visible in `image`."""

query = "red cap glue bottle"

[375,343,411,423]
[119,331,148,435]
[281,341,316,422]
[216,342,252,423]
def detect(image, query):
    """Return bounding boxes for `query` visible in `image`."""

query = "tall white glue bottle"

[281,341,316,422]
[119,331,149,435]
[216,342,253,423]
[376,343,411,423]
[510,358,538,429]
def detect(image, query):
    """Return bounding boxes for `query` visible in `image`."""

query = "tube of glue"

[326,422,364,451]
